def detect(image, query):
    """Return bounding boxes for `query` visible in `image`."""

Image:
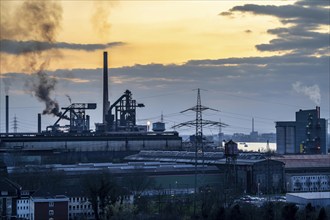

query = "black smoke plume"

[31,71,60,116]
[1,0,63,116]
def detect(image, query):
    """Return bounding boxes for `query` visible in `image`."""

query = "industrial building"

[276,107,328,154]
[286,192,330,207]
[127,149,330,194]
[0,51,182,166]
[272,154,330,193]
[126,150,286,194]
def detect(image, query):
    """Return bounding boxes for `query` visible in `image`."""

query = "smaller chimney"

[316,106,320,119]
[38,113,41,133]
[6,95,9,134]
[86,115,90,131]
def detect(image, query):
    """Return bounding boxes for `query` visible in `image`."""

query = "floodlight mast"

[172,88,228,217]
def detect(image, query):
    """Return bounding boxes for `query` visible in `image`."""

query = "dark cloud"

[0,39,125,55]
[295,0,330,7]
[225,4,329,25]
[23,54,326,100]
[186,55,328,66]
[219,11,232,16]
[220,0,329,55]
[256,31,329,53]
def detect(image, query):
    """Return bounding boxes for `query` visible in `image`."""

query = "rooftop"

[272,154,330,169]
[125,150,278,166]
[287,192,330,200]
[8,161,219,175]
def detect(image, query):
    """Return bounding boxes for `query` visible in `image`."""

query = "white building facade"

[16,199,30,219]
[290,175,330,192]
[69,196,95,220]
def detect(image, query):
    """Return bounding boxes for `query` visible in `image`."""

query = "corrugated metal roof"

[272,155,330,169]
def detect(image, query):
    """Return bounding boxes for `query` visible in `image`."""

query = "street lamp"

[147,121,151,132]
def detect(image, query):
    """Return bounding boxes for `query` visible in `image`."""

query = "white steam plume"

[292,81,321,105]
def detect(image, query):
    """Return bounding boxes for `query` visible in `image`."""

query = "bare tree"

[294,179,302,191]
[121,169,155,197]
[83,172,124,220]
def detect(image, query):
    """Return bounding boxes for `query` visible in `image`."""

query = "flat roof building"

[272,154,330,193]
[286,192,330,207]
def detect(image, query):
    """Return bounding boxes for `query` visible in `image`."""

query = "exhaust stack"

[103,51,110,124]
[38,113,41,133]
[6,95,9,134]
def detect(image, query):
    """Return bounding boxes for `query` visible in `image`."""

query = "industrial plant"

[0,52,182,166]
[1,52,329,219]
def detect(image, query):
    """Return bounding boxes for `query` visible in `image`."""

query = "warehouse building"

[272,154,330,193]
[126,150,286,194]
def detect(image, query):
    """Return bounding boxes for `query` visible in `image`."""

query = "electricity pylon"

[172,88,228,217]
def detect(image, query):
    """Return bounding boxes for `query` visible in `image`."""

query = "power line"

[172,88,228,217]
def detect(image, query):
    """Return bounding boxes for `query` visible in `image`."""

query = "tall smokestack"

[38,113,41,133]
[103,51,109,124]
[6,95,9,134]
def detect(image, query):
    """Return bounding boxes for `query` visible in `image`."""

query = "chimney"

[103,51,110,124]
[86,115,90,131]
[38,113,41,133]
[6,95,9,134]
[316,106,320,119]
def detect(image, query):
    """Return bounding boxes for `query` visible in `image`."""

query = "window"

[49,210,54,216]
[21,191,29,196]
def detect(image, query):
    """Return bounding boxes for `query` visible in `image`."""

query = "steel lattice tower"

[173,88,228,217]
[174,89,227,152]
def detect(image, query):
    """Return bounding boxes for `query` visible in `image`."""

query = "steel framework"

[172,88,228,216]
[48,103,96,133]
[106,90,145,132]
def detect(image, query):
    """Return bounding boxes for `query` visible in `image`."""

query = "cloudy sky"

[0,0,329,135]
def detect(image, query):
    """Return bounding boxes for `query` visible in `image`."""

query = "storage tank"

[152,122,165,132]
[224,140,238,157]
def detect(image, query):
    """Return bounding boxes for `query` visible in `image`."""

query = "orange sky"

[1,0,289,73]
